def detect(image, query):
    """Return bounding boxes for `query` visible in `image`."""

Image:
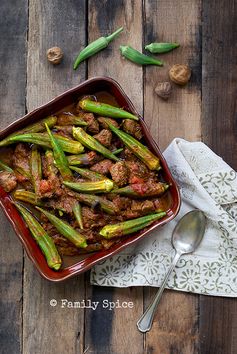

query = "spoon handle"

[137,251,181,333]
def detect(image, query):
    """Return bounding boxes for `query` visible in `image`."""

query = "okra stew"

[0,93,171,271]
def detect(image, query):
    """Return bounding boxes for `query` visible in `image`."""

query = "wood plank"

[0,1,28,353]
[85,1,144,353]
[200,1,237,353]
[143,0,201,352]
[23,1,87,354]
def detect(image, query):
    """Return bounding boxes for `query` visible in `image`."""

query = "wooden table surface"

[1,1,237,353]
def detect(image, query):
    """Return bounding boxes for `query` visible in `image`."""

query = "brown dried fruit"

[47,47,63,65]
[169,64,191,85]
[155,82,172,99]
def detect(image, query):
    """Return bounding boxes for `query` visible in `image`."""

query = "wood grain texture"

[200,1,237,353]
[23,1,87,354]
[85,1,144,353]
[0,0,28,353]
[143,1,201,353]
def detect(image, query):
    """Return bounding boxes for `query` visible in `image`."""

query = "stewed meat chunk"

[0,171,17,192]
[110,161,129,187]
[93,129,112,147]
[122,119,143,140]
[90,159,114,175]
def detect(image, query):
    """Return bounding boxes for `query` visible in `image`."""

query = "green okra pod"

[79,99,138,121]
[67,153,97,166]
[120,46,164,66]
[102,118,161,170]
[15,202,62,270]
[70,166,111,182]
[112,148,123,155]
[14,167,32,180]
[45,124,72,181]
[0,116,57,146]
[36,206,87,248]
[112,182,169,198]
[75,192,117,215]
[72,202,84,229]
[74,27,123,69]
[30,147,42,195]
[0,132,84,154]
[63,179,114,193]
[145,42,180,54]
[0,160,14,173]
[99,212,166,238]
[13,190,44,206]
[73,127,119,162]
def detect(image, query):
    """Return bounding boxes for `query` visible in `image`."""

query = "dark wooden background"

[1,1,237,353]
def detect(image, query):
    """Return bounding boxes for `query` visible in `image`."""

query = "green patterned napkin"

[91,139,237,297]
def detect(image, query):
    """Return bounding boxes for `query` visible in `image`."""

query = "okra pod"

[79,243,102,253]
[63,179,114,193]
[112,147,123,155]
[79,99,138,121]
[36,206,87,248]
[0,160,13,173]
[145,42,180,54]
[112,182,169,197]
[75,192,117,215]
[73,127,119,162]
[102,118,160,170]
[0,116,57,146]
[100,212,166,238]
[30,147,42,194]
[70,166,111,182]
[14,167,32,180]
[72,202,84,229]
[0,132,84,154]
[45,124,72,181]
[74,27,123,69]
[13,190,44,206]
[15,202,62,270]
[45,150,57,177]
[120,46,163,66]
[67,153,96,166]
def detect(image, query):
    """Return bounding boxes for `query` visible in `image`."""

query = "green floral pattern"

[91,140,237,297]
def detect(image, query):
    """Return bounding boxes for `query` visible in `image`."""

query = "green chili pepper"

[75,192,117,215]
[0,116,57,146]
[0,132,84,154]
[36,206,87,248]
[120,46,164,66]
[70,166,112,182]
[112,182,169,197]
[73,127,119,162]
[0,160,14,173]
[45,124,72,181]
[63,179,114,193]
[72,202,83,229]
[102,118,160,170]
[79,99,138,121]
[15,202,62,270]
[145,42,179,54]
[30,147,42,195]
[99,212,166,238]
[74,27,123,69]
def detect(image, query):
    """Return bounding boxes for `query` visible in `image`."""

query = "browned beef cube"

[79,112,99,134]
[109,161,129,187]
[112,196,132,210]
[0,171,17,192]
[81,206,107,228]
[98,117,119,129]
[13,143,31,173]
[90,159,114,175]
[93,129,112,147]
[131,200,155,214]
[122,119,143,140]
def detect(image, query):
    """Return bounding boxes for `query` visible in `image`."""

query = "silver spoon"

[137,209,206,333]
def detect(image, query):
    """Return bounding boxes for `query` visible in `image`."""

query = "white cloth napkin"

[90,139,237,297]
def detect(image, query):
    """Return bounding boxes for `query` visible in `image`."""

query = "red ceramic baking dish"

[0,77,180,282]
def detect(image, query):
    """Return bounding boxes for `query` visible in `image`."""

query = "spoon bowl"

[172,210,206,254]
